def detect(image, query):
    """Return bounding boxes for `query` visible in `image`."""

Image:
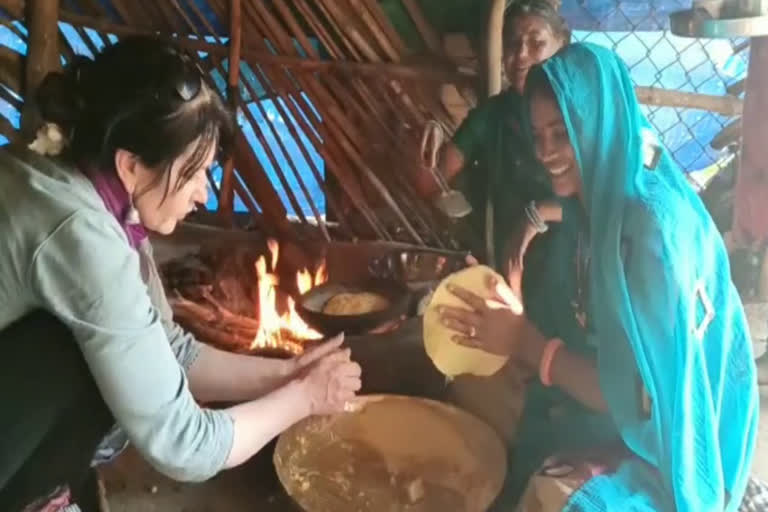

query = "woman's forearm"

[520,326,608,413]
[187,343,293,403]
[223,378,311,469]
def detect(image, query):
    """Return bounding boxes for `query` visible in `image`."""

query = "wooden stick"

[246,5,410,243]
[0,45,22,95]
[217,0,241,222]
[284,0,403,141]
[238,77,330,240]
[21,0,60,139]
[402,0,442,54]
[277,0,446,243]
[635,86,742,116]
[0,0,23,18]
[485,0,505,97]
[53,10,476,86]
[243,68,354,238]
[189,0,330,236]
[161,0,293,235]
[242,3,390,240]
[360,0,408,55]
[347,0,400,62]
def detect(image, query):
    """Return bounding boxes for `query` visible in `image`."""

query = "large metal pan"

[274,394,507,512]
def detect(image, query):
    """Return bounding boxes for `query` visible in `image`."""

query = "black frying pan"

[296,280,411,337]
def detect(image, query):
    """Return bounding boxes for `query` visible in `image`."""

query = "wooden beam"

[218,0,241,223]
[401,0,441,54]
[0,45,23,94]
[54,10,476,86]
[635,86,743,117]
[21,0,60,139]
[0,0,23,19]
[484,0,505,97]
[733,36,768,249]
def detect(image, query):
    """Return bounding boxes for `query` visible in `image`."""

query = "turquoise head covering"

[526,43,759,511]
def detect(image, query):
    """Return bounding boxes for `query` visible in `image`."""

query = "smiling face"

[530,87,581,198]
[503,15,565,94]
[116,138,215,234]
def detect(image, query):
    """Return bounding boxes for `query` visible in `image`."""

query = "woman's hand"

[298,346,362,416]
[290,333,346,375]
[438,274,528,357]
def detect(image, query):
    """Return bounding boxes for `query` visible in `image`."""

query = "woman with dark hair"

[415,0,571,266]
[0,37,361,512]
[438,43,760,510]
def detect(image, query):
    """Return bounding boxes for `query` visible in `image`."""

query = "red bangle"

[539,338,564,387]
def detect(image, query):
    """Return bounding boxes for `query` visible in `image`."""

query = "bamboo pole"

[235,1,391,240]
[193,0,330,234]
[218,0,242,222]
[170,4,309,227]
[238,80,331,240]
[0,45,22,95]
[485,0,505,97]
[360,0,408,55]
[635,86,742,116]
[195,0,334,239]
[319,0,426,127]
[241,2,391,240]
[402,0,442,53]
[273,0,399,149]
[165,0,294,233]
[242,70,353,238]
[281,0,451,245]
[0,0,23,18]
[21,0,60,139]
[247,1,426,244]
[52,10,477,86]
[347,0,400,62]
[286,0,402,141]
[733,36,768,248]
[161,0,293,237]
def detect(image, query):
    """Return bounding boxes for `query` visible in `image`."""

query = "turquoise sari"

[520,43,759,511]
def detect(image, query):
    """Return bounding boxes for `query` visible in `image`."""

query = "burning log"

[163,238,328,357]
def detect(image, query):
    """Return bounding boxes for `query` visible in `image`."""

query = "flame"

[251,238,326,352]
[315,260,328,287]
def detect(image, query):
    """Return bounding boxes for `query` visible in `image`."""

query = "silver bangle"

[525,201,549,234]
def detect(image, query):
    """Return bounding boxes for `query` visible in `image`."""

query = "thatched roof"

[0,0,742,250]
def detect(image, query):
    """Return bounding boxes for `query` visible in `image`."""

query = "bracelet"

[525,201,549,234]
[539,338,564,387]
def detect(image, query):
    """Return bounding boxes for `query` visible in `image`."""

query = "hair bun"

[35,56,92,130]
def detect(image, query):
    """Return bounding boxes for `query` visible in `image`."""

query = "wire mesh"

[569,1,746,184]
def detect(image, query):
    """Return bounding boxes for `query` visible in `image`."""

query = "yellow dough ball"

[423,265,510,377]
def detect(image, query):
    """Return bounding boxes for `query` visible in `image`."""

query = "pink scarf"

[84,168,148,250]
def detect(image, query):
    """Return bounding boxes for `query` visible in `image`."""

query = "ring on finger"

[468,325,477,338]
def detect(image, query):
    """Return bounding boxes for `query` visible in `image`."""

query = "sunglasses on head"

[160,46,206,102]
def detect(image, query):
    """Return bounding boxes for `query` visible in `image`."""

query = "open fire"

[252,238,328,352]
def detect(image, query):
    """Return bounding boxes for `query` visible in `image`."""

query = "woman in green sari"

[414,0,570,266]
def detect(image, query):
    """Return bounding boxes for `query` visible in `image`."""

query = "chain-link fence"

[566,3,746,184]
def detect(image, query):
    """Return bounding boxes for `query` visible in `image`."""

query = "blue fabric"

[525,43,759,512]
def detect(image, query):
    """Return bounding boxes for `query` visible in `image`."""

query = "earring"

[125,198,141,225]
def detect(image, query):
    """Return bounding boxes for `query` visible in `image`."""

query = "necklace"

[572,232,591,330]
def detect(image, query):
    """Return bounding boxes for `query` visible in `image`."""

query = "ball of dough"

[423,265,510,377]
